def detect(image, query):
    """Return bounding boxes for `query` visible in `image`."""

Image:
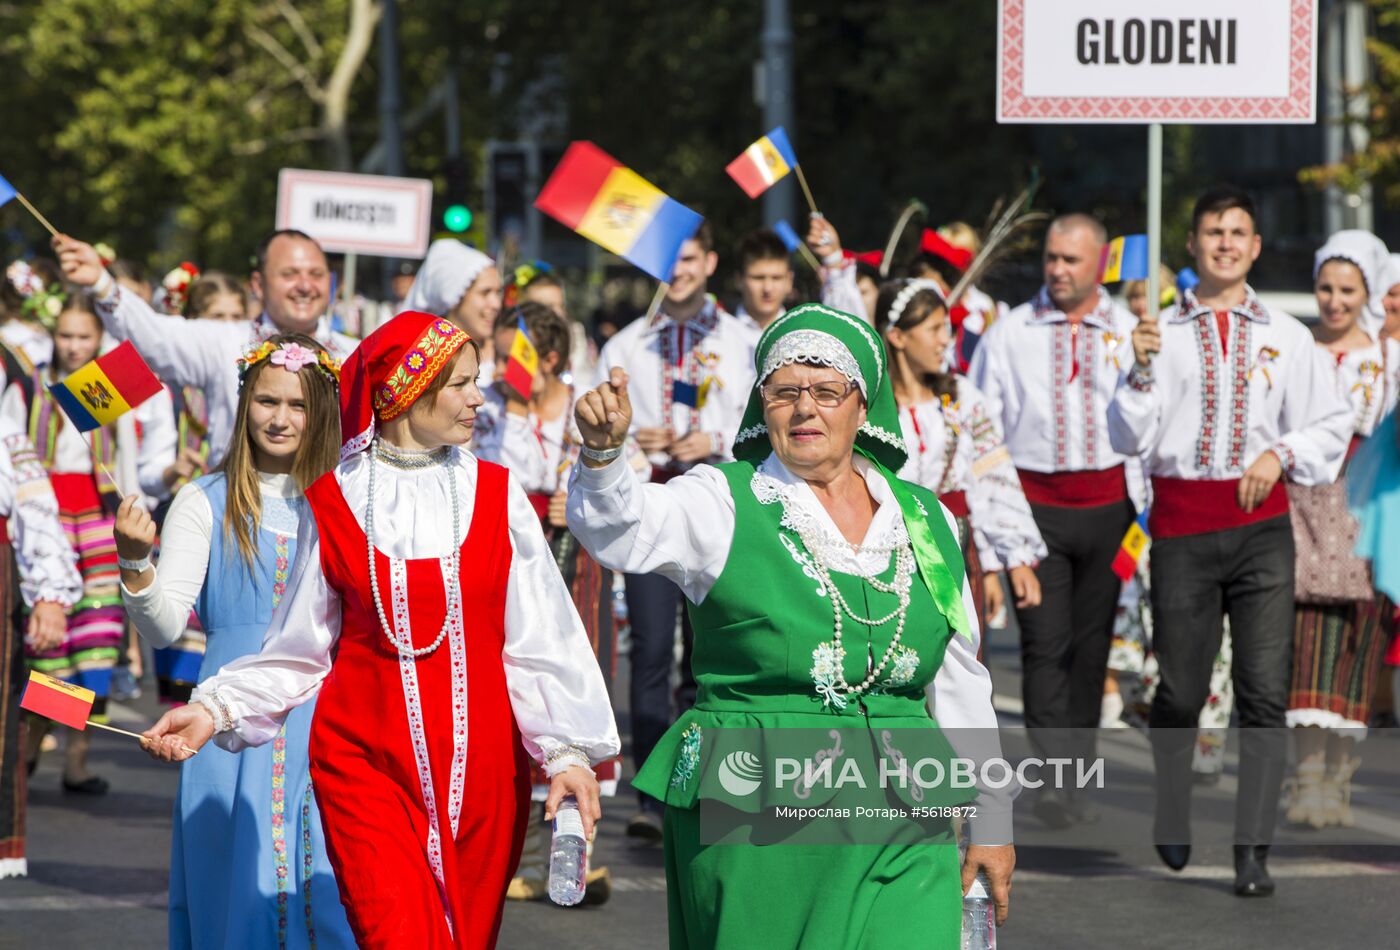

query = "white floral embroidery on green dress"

[810,642,849,710]
[868,644,921,695]
[670,723,703,789]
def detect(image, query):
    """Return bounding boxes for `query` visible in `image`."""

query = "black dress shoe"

[1233,845,1274,897]
[1033,788,1073,829]
[1155,843,1191,871]
[626,811,663,843]
[61,774,110,795]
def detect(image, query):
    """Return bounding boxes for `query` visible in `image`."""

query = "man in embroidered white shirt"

[52,231,356,468]
[594,221,758,840]
[733,229,793,332]
[967,214,1139,829]
[1108,185,1351,897]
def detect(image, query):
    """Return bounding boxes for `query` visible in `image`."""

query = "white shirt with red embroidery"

[1107,286,1352,485]
[594,297,758,469]
[967,286,1139,474]
[1329,336,1400,438]
[896,379,1046,572]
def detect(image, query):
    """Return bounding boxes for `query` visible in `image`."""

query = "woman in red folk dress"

[144,310,620,949]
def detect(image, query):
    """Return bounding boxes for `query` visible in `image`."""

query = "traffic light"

[444,204,472,233]
[443,156,471,233]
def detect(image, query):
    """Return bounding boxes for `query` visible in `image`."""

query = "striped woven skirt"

[1287,597,1395,731]
[153,616,206,706]
[1,523,29,877]
[25,474,122,721]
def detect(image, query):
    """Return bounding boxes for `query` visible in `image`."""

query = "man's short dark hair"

[254,229,323,274]
[736,229,792,274]
[688,221,715,255]
[1191,185,1257,233]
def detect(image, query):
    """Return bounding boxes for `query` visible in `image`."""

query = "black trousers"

[624,571,695,814]
[1015,498,1135,768]
[1148,515,1294,846]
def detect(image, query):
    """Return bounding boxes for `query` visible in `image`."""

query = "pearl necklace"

[366,440,461,658]
[794,519,914,698]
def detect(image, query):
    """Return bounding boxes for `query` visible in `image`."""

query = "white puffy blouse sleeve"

[502,472,621,773]
[192,505,341,751]
[0,423,82,608]
[120,481,212,648]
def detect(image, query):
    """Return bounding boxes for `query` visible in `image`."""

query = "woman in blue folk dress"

[115,334,353,948]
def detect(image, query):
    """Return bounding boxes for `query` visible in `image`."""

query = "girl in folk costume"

[0,288,162,793]
[1,258,62,368]
[116,334,354,948]
[403,238,505,378]
[0,418,82,878]
[1284,231,1400,829]
[149,270,252,706]
[568,303,1014,949]
[143,311,620,949]
[475,301,631,903]
[873,279,1045,636]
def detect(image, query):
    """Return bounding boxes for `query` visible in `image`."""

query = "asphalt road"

[2,621,1398,949]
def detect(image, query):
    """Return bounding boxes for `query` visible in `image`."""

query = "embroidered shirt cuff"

[572,450,630,491]
[33,589,78,610]
[93,271,119,307]
[709,431,726,458]
[1126,365,1154,392]
[195,689,235,734]
[543,745,592,777]
[1270,441,1297,474]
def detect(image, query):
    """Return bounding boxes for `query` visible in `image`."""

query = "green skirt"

[662,803,962,950]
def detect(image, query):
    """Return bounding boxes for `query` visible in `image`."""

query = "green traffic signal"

[444,204,472,233]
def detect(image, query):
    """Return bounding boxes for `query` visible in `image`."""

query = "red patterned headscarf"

[337,310,471,458]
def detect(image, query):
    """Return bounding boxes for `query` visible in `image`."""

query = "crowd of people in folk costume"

[0,178,1396,948]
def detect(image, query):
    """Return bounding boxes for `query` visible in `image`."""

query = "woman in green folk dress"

[568,303,1014,949]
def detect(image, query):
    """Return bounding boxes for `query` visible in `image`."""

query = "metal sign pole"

[1146,122,1163,321]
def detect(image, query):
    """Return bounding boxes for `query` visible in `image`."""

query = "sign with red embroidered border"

[997,0,1317,124]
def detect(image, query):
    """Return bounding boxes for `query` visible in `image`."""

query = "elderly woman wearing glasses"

[567,303,1014,949]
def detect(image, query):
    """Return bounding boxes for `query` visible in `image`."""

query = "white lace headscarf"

[1314,230,1390,339]
[402,238,495,317]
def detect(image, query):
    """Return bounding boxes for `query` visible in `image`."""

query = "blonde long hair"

[218,333,340,567]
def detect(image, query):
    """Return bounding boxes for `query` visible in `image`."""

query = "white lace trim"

[441,558,469,840]
[341,423,374,461]
[0,857,27,880]
[858,421,909,455]
[760,304,886,391]
[760,329,867,398]
[751,468,910,578]
[735,422,768,445]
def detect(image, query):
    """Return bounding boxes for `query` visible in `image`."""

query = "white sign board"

[275,168,433,257]
[997,0,1317,124]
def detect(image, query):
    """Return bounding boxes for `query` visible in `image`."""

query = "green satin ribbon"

[862,450,973,642]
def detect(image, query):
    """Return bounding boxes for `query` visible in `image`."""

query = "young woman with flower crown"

[114,334,354,948]
[142,310,619,949]
[0,287,171,793]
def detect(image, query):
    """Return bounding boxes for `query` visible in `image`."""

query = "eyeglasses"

[759,380,859,408]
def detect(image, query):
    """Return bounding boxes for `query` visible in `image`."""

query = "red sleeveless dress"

[304,460,530,949]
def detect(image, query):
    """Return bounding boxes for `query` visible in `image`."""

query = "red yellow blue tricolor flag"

[1099,234,1149,283]
[502,317,539,398]
[48,340,162,432]
[534,142,703,283]
[1110,509,1151,580]
[725,127,798,199]
[20,670,96,731]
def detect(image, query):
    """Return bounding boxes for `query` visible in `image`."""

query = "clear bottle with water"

[548,795,588,906]
[961,873,996,950]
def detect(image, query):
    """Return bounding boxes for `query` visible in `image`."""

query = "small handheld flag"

[1110,509,1151,581]
[0,174,16,208]
[0,173,58,236]
[534,142,703,283]
[773,220,822,272]
[21,671,95,731]
[48,341,162,433]
[726,127,798,199]
[1100,235,1149,284]
[502,318,539,397]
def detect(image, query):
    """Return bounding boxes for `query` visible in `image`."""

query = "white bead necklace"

[366,440,461,658]
[794,520,914,698]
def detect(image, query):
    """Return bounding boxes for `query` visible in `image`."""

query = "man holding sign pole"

[1108,186,1352,896]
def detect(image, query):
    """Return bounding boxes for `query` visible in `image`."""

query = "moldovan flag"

[1111,509,1151,581]
[502,318,539,396]
[534,142,704,282]
[773,219,803,253]
[1099,235,1149,283]
[48,341,162,432]
[725,127,798,199]
[0,174,16,208]
[20,671,95,731]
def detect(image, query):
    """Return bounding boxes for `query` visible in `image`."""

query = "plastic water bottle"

[548,795,588,906]
[961,873,996,950]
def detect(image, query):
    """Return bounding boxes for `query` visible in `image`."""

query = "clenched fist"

[574,368,632,466]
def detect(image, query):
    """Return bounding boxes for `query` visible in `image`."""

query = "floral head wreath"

[7,260,66,330]
[237,339,341,389]
[161,261,200,314]
[502,259,553,308]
